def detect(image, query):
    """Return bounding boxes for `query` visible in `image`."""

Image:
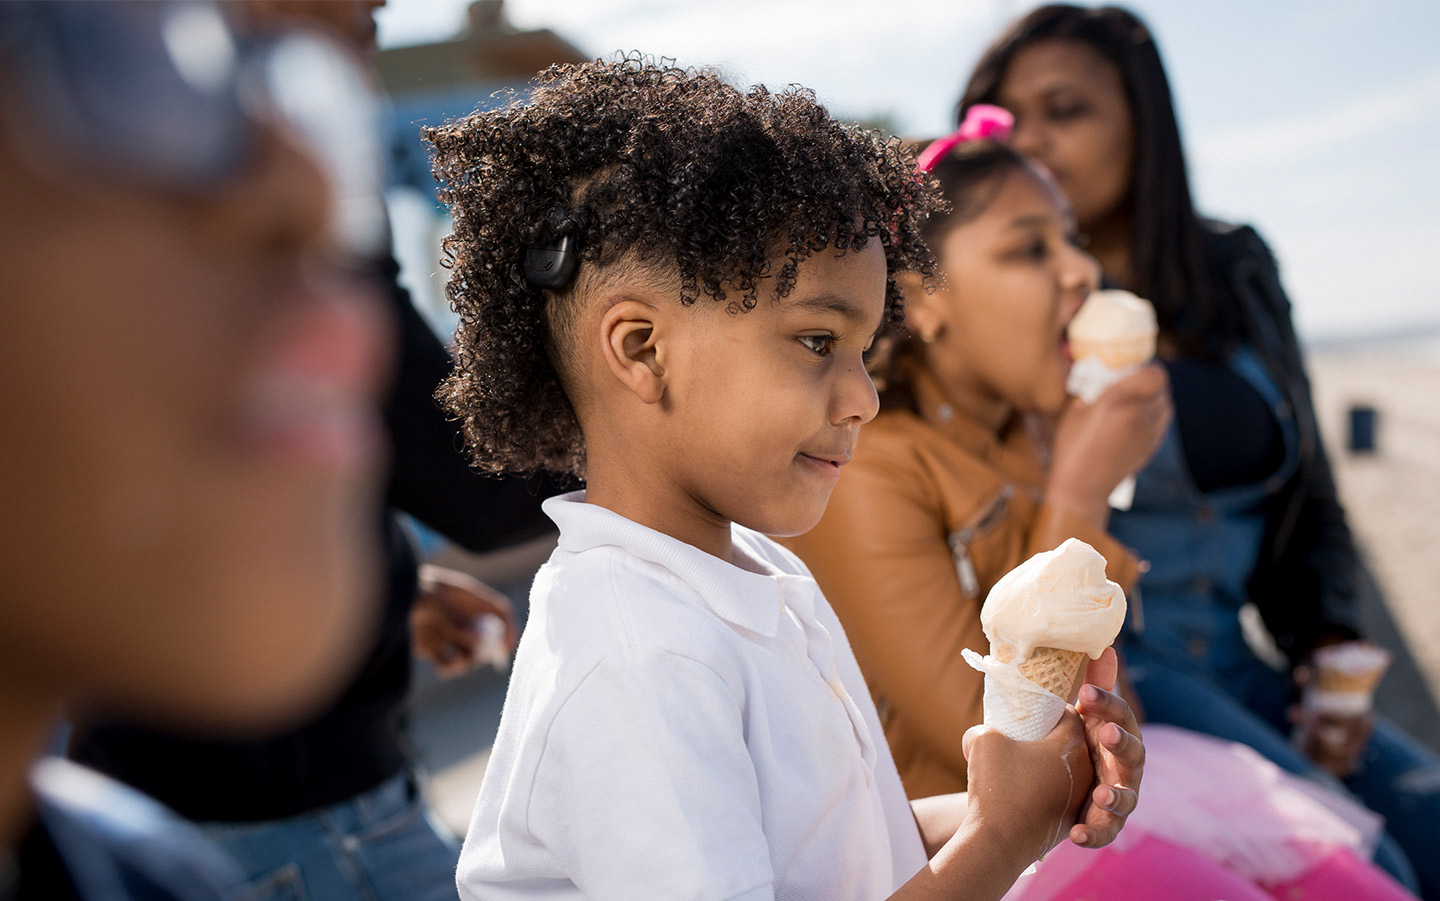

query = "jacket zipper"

[947,485,1013,599]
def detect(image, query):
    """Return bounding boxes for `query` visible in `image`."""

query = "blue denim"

[1112,346,1440,899]
[32,757,243,900]
[200,769,460,901]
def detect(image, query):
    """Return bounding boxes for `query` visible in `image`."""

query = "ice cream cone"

[962,540,1127,740]
[992,642,1088,700]
[1306,642,1392,715]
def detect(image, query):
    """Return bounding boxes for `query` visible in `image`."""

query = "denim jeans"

[201,769,460,901]
[1126,652,1440,899]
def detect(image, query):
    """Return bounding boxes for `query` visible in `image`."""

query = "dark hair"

[958,4,1234,356]
[877,138,1035,408]
[425,55,939,477]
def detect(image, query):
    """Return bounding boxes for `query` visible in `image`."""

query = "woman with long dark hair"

[958,6,1439,896]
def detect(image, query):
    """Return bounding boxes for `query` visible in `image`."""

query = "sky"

[376,0,1440,343]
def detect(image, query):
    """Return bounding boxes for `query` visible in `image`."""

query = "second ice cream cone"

[1068,335,1154,370]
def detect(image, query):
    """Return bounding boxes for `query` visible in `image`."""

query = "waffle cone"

[1314,666,1386,696]
[992,643,1088,700]
[1069,334,1154,369]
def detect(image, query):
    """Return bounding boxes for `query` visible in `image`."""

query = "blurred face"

[238,0,386,54]
[663,242,886,544]
[0,86,389,728]
[997,39,1136,231]
[911,167,1098,417]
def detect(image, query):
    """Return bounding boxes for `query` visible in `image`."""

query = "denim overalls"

[1111,345,1298,728]
[1110,346,1436,894]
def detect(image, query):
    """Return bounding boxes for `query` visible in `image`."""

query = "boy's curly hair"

[425,55,940,477]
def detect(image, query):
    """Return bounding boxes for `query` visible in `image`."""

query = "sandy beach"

[413,338,1440,833]
[1307,338,1440,752]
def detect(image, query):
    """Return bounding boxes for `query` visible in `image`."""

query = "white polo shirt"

[457,492,927,900]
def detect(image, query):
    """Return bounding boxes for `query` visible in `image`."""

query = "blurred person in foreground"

[958,5,1440,897]
[0,1,391,897]
[67,2,564,900]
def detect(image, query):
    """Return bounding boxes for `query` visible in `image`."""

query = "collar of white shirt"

[543,490,811,639]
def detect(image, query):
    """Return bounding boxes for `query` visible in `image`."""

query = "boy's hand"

[1070,648,1143,848]
[961,709,1092,868]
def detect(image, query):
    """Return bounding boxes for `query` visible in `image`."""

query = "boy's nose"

[832,359,880,427]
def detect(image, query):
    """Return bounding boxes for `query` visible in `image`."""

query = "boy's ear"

[599,298,666,404]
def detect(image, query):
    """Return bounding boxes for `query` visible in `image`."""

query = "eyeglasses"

[0,0,385,255]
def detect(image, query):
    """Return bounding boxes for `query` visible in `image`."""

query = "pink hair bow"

[915,103,1015,172]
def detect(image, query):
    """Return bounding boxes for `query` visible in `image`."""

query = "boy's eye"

[798,334,834,356]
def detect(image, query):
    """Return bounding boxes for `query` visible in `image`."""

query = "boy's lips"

[798,448,853,471]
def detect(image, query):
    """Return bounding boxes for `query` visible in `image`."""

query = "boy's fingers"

[1095,783,1137,817]
[1102,721,1144,768]
[1069,784,1136,848]
[1077,684,1137,734]
[1081,647,1118,693]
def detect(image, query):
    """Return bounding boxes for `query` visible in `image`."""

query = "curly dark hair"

[424,55,940,477]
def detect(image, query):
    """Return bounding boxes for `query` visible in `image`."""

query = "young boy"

[427,57,1143,900]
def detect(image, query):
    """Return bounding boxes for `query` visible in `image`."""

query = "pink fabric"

[1000,726,1417,901]
[1003,837,1415,901]
[1115,725,1383,883]
[1002,834,1270,901]
[1263,845,1416,901]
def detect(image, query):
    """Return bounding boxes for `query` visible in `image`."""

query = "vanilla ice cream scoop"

[1067,288,1158,368]
[982,538,1127,662]
[1065,290,1159,511]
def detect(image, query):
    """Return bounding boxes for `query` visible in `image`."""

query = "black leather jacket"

[1206,221,1374,664]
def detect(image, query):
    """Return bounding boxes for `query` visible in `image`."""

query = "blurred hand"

[1046,363,1172,527]
[1293,709,1372,777]
[411,564,518,678]
[1070,648,1144,848]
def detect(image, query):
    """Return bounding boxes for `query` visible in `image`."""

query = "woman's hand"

[1290,655,1375,777]
[1293,709,1372,777]
[1070,648,1144,848]
[1046,363,1172,527]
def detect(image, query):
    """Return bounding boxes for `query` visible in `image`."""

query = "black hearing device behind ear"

[524,235,579,290]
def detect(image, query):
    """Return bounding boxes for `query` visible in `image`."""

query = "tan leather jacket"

[781,369,1140,799]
